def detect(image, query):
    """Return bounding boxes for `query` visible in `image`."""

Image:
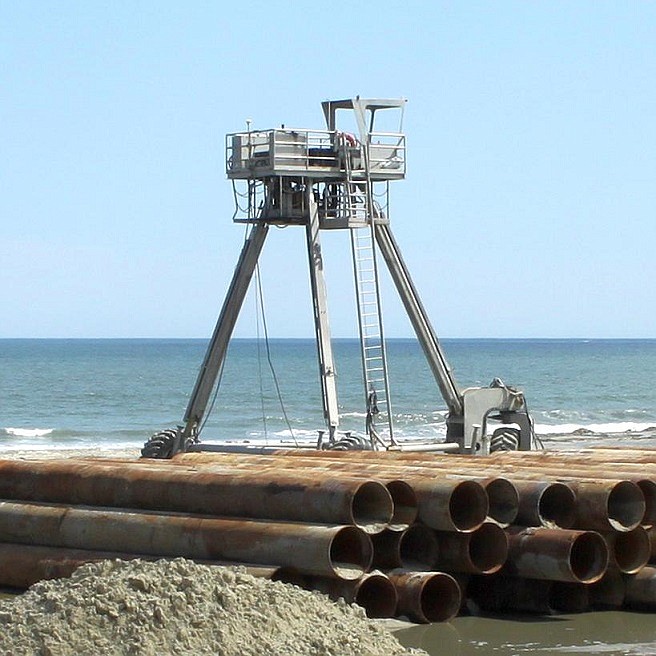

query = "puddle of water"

[394,611,656,655]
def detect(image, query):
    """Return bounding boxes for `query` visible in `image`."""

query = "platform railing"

[226,129,405,181]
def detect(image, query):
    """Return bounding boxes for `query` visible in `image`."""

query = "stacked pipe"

[2,446,656,622]
[172,447,656,616]
[0,456,460,622]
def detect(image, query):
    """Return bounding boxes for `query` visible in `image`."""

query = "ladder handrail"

[346,134,396,447]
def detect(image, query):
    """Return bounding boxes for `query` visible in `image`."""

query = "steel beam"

[183,222,269,438]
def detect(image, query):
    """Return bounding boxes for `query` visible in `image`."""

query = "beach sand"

[4,427,656,460]
[4,447,142,461]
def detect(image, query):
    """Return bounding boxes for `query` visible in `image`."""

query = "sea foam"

[4,427,54,438]
[534,421,656,436]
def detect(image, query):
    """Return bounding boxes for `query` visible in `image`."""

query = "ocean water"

[2,337,656,452]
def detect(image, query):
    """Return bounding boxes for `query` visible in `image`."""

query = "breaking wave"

[4,427,54,438]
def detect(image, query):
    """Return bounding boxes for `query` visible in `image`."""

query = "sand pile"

[0,559,420,656]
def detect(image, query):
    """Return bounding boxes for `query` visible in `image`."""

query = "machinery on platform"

[142,98,535,458]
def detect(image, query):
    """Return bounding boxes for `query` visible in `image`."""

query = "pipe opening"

[351,481,394,535]
[449,481,487,532]
[637,480,656,527]
[385,480,418,531]
[484,478,519,527]
[468,523,508,574]
[539,483,577,528]
[613,527,650,574]
[398,524,438,570]
[607,481,645,531]
[418,573,461,623]
[354,574,398,618]
[329,526,373,580]
[569,531,608,583]
[549,581,589,613]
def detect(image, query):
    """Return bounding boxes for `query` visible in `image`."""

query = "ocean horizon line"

[1,336,656,344]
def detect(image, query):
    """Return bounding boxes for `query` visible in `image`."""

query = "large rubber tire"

[325,434,372,451]
[140,429,179,459]
[490,427,520,453]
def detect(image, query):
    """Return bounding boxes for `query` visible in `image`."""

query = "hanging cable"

[197,358,225,440]
[254,265,269,444]
[255,263,298,446]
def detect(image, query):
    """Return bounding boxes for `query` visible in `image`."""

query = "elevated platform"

[226,128,406,182]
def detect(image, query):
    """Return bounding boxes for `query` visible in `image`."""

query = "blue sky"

[2,1,655,338]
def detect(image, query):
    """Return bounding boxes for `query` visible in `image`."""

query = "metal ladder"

[344,138,395,447]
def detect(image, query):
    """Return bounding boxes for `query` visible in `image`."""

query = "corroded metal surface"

[602,527,650,574]
[435,522,508,574]
[506,526,608,583]
[371,524,439,571]
[624,565,656,609]
[294,571,398,618]
[0,459,393,534]
[4,448,656,625]
[469,575,589,614]
[387,569,461,623]
[173,453,490,532]
[0,501,372,580]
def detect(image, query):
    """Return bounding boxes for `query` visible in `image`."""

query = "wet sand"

[3,447,141,461]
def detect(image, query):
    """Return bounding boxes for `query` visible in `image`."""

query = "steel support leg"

[374,223,463,416]
[182,222,269,438]
[306,190,340,441]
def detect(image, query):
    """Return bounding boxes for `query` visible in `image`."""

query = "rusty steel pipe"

[293,571,398,618]
[174,454,488,533]
[514,480,577,528]
[483,474,646,532]
[505,526,608,583]
[0,501,372,580]
[491,447,656,465]
[0,543,286,590]
[371,524,439,571]
[168,455,445,530]
[0,543,143,589]
[480,477,519,527]
[548,581,591,613]
[78,456,452,532]
[383,480,419,530]
[589,569,626,609]
[602,527,650,574]
[409,478,487,532]
[175,448,651,475]
[435,522,508,574]
[262,452,514,528]
[624,565,656,609]
[179,452,648,530]
[569,481,645,533]
[0,459,393,535]
[387,569,461,623]
[272,449,656,521]
[469,575,589,614]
